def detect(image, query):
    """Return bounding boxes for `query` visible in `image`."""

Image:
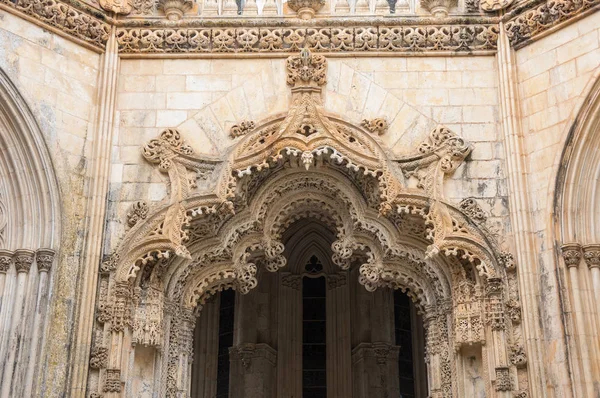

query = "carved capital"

[90,345,108,369]
[561,243,582,268]
[0,249,13,273]
[281,273,301,290]
[583,244,600,269]
[14,249,35,273]
[36,248,56,273]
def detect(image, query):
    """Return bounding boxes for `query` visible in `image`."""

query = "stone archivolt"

[89,50,529,397]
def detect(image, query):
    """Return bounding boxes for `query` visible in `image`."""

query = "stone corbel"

[396,126,473,260]
[420,0,457,17]
[159,0,193,20]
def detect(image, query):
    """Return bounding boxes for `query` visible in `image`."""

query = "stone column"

[352,342,400,397]
[583,245,600,330]
[191,296,220,397]
[277,273,301,397]
[0,249,13,361]
[0,249,34,398]
[229,343,277,398]
[485,278,512,397]
[424,310,442,398]
[22,249,55,397]
[562,243,596,397]
[326,272,352,398]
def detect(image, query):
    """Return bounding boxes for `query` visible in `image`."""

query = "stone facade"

[0,0,599,396]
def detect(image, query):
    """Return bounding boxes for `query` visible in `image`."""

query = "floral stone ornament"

[287,0,326,19]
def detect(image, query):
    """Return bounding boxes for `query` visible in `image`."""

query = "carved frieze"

[230,121,256,138]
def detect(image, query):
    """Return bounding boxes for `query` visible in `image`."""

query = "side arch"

[0,68,61,398]
[553,70,600,398]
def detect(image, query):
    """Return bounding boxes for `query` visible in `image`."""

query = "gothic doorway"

[92,50,527,398]
[190,218,428,398]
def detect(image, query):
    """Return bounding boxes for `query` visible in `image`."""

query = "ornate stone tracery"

[90,50,526,398]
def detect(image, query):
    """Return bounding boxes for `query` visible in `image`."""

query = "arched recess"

[90,51,527,398]
[0,69,60,397]
[555,71,600,398]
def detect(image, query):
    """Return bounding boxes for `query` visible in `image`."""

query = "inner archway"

[189,217,428,398]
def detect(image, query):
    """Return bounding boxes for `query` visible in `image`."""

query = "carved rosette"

[583,244,600,269]
[561,243,582,268]
[0,249,13,274]
[287,0,326,19]
[36,248,55,273]
[14,249,35,273]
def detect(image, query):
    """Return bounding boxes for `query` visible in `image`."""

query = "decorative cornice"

[0,0,110,51]
[2,0,598,54]
[115,24,499,55]
[504,0,600,48]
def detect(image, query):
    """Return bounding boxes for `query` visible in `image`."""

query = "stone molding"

[504,0,600,49]
[2,0,599,54]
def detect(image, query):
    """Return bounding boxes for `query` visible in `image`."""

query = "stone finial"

[14,249,35,273]
[0,249,13,273]
[36,248,56,273]
[287,0,326,19]
[583,244,600,269]
[286,49,327,93]
[159,0,193,20]
[420,0,456,18]
[561,243,582,268]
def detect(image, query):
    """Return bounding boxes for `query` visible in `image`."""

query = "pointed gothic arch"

[0,68,60,398]
[91,51,527,398]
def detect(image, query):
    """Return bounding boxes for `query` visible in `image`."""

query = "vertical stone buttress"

[69,25,120,398]
[496,19,547,397]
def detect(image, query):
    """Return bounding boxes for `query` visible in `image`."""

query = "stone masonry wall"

[515,10,600,396]
[107,56,509,254]
[0,10,101,397]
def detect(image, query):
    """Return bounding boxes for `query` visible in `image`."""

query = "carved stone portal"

[90,51,527,398]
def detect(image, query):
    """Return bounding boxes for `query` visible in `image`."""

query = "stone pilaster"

[229,343,277,398]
